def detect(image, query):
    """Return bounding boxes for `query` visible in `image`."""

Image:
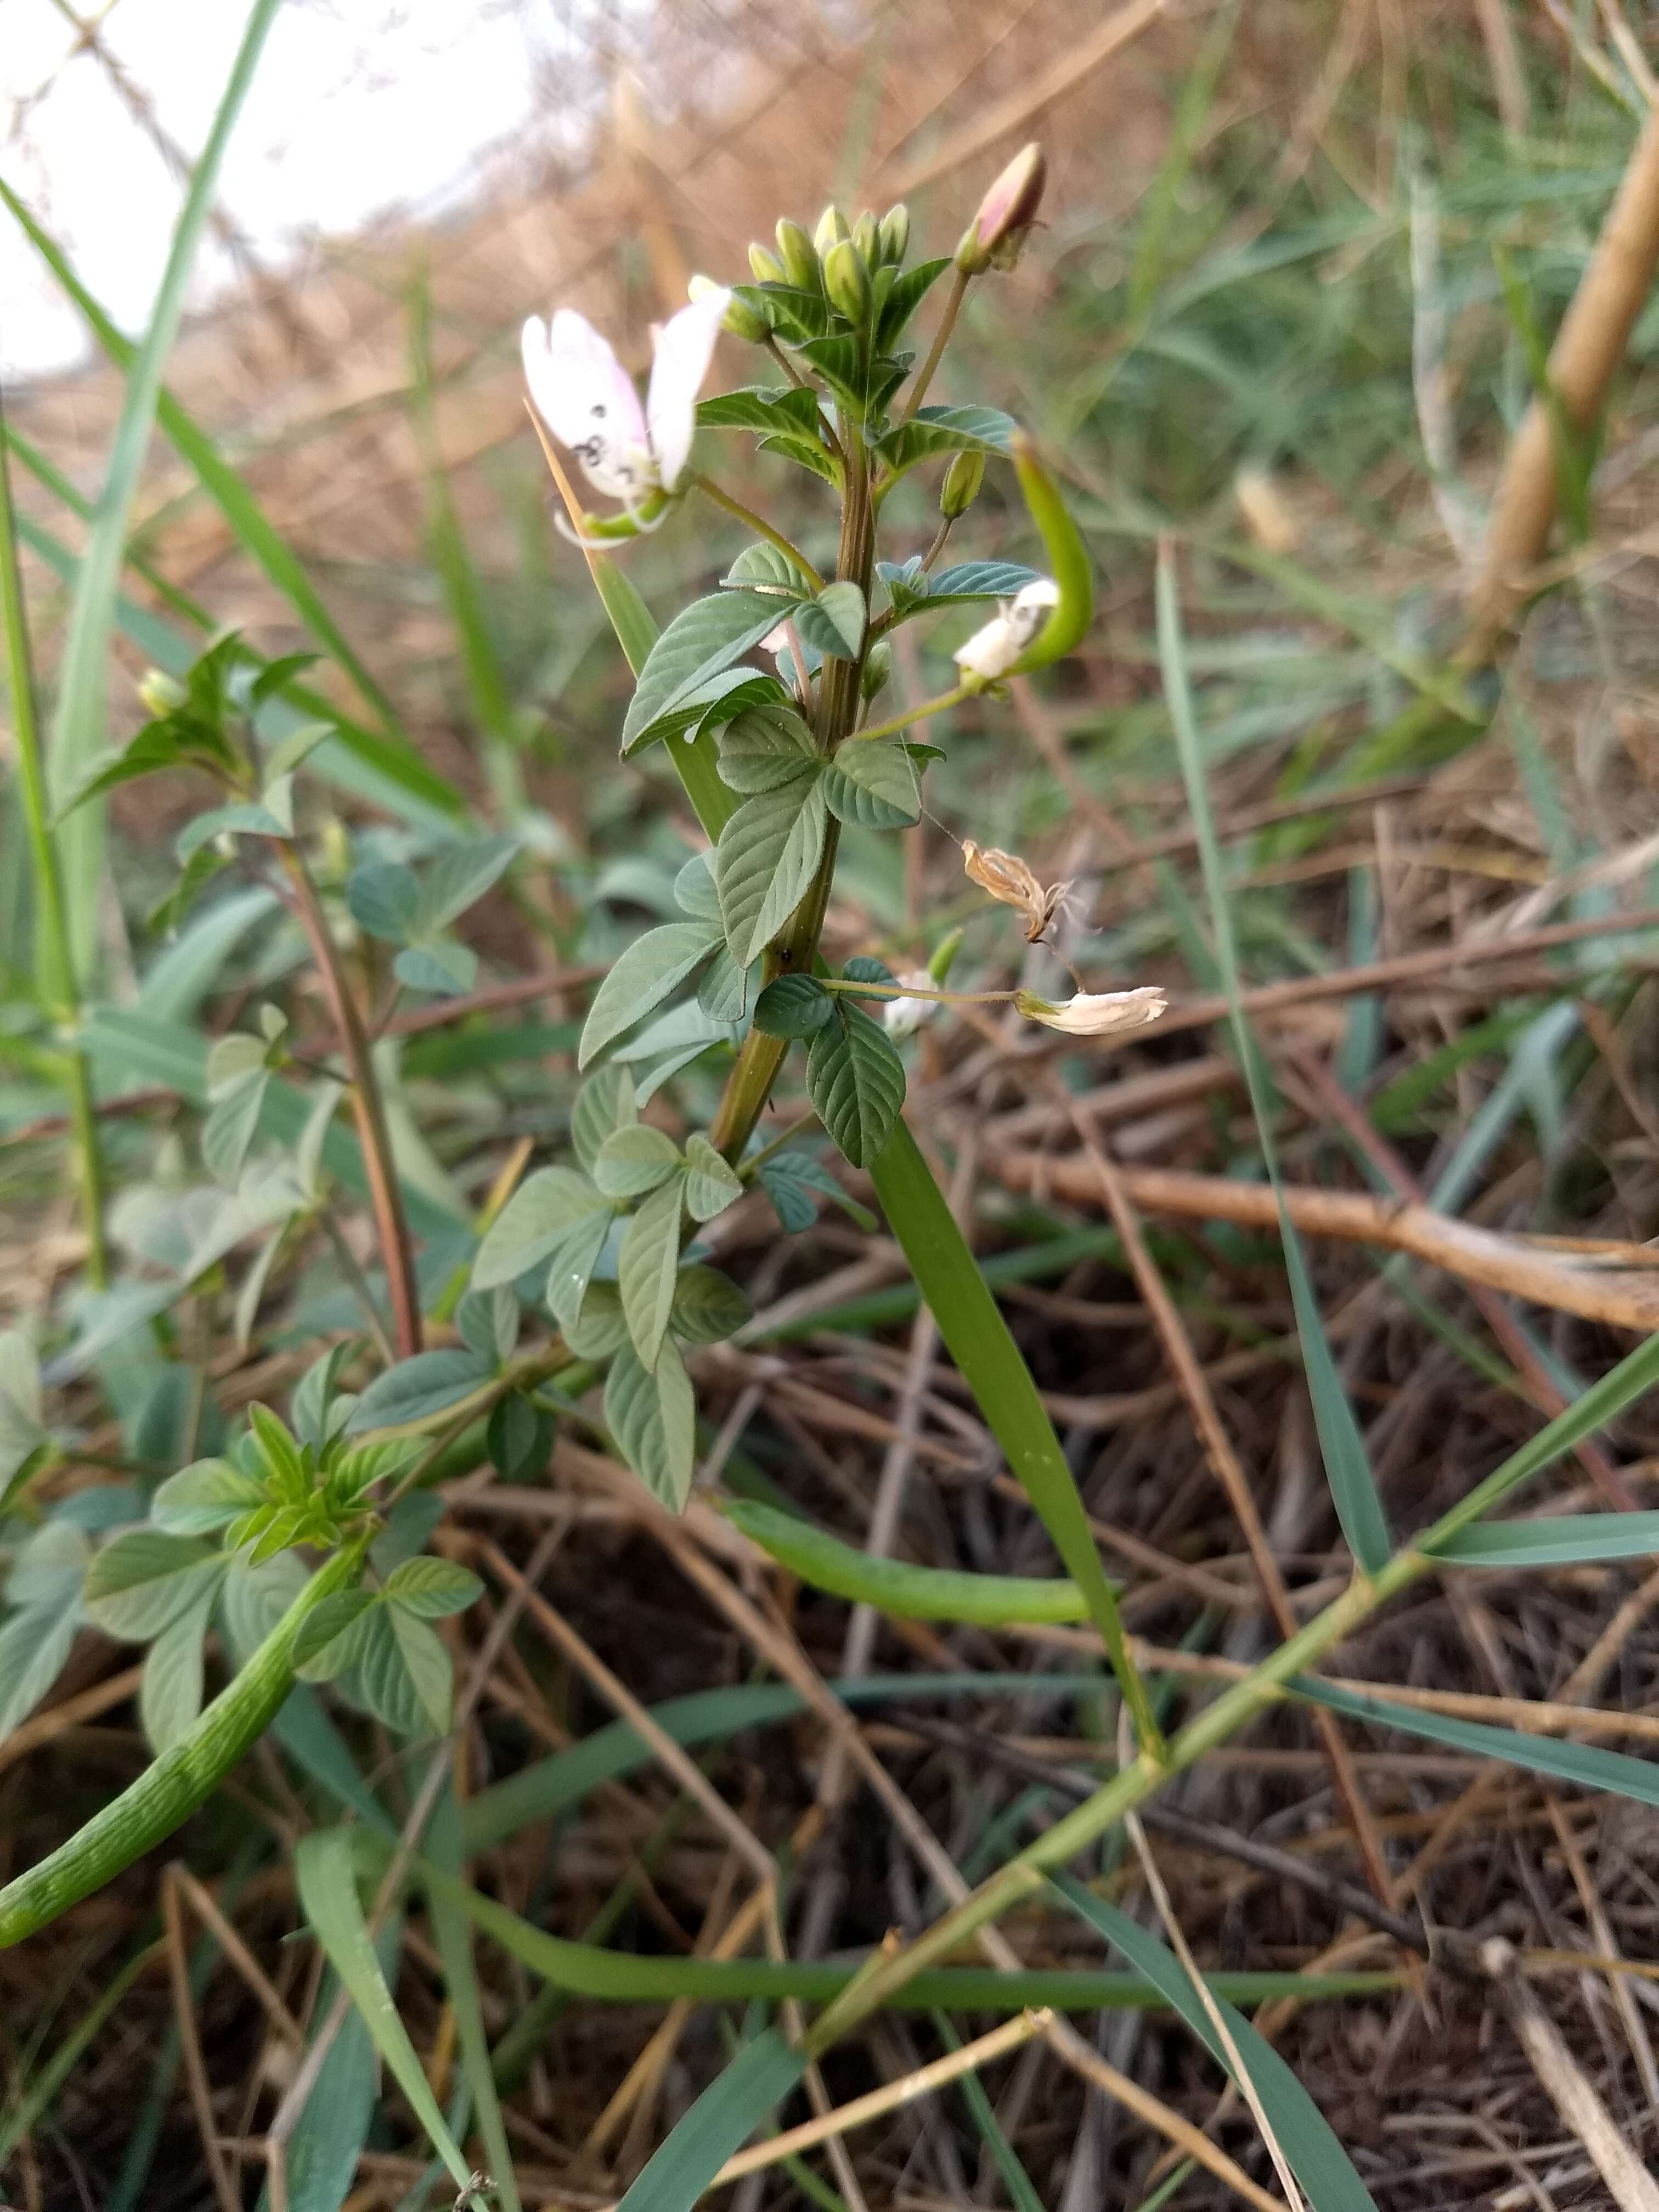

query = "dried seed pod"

[961,839,1070,944]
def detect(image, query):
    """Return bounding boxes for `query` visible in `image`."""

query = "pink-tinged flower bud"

[822,238,871,324]
[955,142,1047,275]
[1014,986,1168,1037]
[748,241,787,284]
[775,219,820,290]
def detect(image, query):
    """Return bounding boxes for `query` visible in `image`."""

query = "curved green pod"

[1006,430,1094,675]
[0,1531,371,1947]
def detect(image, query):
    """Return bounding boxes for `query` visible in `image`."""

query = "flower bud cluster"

[743,200,914,329]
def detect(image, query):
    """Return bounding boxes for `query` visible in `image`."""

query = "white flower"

[1014,986,1167,1037]
[521,286,731,506]
[883,972,938,1041]
[953,577,1060,684]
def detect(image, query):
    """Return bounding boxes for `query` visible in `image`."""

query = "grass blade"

[1291,1679,1659,1809]
[1157,543,1392,1575]
[1434,1513,1659,1566]
[294,1829,477,2197]
[425,1785,521,2212]
[1053,1874,1380,2212]
[932,2010,1046,2212]
[0,180,460,822]
[23,0,285,982]
[614,2027,805,2212]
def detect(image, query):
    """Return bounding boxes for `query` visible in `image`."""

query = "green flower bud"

[138,669,187,718]
[940,449,985,519]
[823,237,871,325]
[748,241,787,284]
[814,203,850,258]
[955,142,1047,275]
[852,209,879,264]
[877,203,911,264]
[692,272,766,343]
[860,640,892,702]
[775,218,820,290]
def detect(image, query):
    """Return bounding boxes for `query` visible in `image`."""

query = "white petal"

[645,287,730,490]
[953,612,1021,681]
[1015,987,1167,1036]
[523,309,648,458]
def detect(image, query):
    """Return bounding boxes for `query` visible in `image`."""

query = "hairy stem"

[278,847,422,1359]
[0,405,108,1285]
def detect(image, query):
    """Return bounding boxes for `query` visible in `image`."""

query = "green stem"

[0,399,108,1285]
[851,684,970,742]
[692,475,824,590]
[899,266,971,425]
[278,848,422,1360]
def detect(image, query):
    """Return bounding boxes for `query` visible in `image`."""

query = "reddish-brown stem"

[278,847,423,1359]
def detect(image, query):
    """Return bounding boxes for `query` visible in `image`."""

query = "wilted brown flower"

[961,839,1070,944]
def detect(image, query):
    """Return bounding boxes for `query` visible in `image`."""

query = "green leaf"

[295,1830,476,2193]
[139,1584,216,1754]
[876,255,951,347]
[82,1531,223,1641]
[621,591,783,756]
[579,921,721,1068]
[384,1557,483,1618]
[486,1392,555,1483]
[342,1602,435,1735]
[0,1333,47,1504]
[682,1132,743,1222]
[291,1342,354,1453]
[1052,1875,1380,2212]
[454,1283,520,1365]
[1294,1677,1659,1814]
[545,1207,619,1331]
[595,1122,683,1199]
[294,1589,381,1679]
[877,557,1041,619]
[347,860,420,944]
[32,0,287,986]
[151,1458,264,1536]
[616,2029,805,2212]
[674,850,721,918]
[5,1522,89,1611]
[345,1348,493,1433]
[0,1605,78,1738]
[670,1265,752,1345]
[822,740,921,828]
[619,1177,686,1371]
[562,1279,630,1359]
[716,770,828,967]
[201,1066,269,1186]
[174,799,291,861]
[1434,1513,1659,1567]
[697,386,823,441]
[794,581,865,659]
[721,543,810,595]
[1157,553,1391,1575]
[472,1166,612,1290]
[572,1064,639,1175]
[390,1607,454,1733]
[874,403,1017,480]
[715,702,818,794]
[259,715,334,783]
[394,939,476,996]
[605,1338,696,1511]
[696,945,753,1023]
[806,1000,906,1168]
[416,836,517,935]
[755,1146,874,1233]
[727,1499,1090,1622]
[216,1549,309,1666]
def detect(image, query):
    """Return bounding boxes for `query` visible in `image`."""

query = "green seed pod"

[877,202,911,264]
[775,217,820,290]
[927,926,964,988]
[814,203,850,258]
[940,448,986,520]
[852,208,879,264]
[748,240,787,284]
[860,639,892,701]
[823,237,871,324]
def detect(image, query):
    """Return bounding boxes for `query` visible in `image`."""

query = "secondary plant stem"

[899,266,971,425]
[691,475,824,590]
[853,684,970,742]
[278,847,422,1361]
[0,406,108,1285]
